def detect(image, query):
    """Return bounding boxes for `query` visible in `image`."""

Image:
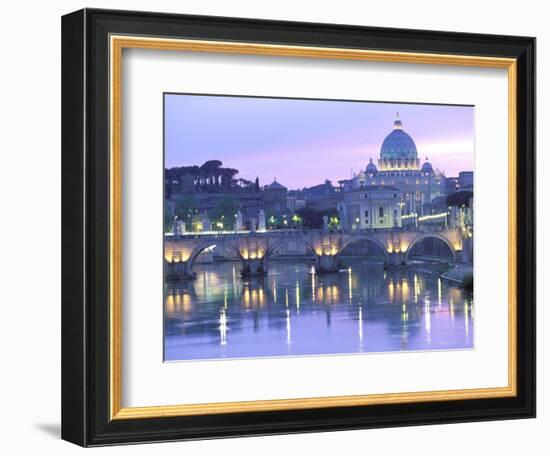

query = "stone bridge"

[165,226,472,280]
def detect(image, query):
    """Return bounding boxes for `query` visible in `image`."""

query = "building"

[262,178,288,216]
[337,113,472,229]
[168,191,263,231]
[338,114,450,218]
[457,171,474,190]
[338,185,403,230]
[301,180,342,212]
[286,190,306,213]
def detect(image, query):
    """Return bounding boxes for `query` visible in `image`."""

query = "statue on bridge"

[258,209,266,232]
[173,218,185,236]
[235,209,243,231]
[323,215,329,231]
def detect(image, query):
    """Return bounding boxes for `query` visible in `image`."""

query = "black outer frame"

[61,8,536,447]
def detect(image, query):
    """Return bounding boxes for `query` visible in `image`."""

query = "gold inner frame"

[109,35,517,420]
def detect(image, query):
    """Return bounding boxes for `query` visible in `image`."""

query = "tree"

[265,210,279,229]
[328,215,340,229]
[463,272,473,293]
[291,213,303,228]
[235,178,252,189]
[200,160,222,173]
[174,196,198,230]
[295,207,340,229]
[164,204,174,233]
[211,196,238,230]
[200,160,221,187]
[254,177,260,192]
[166,162,241,191]
[165,165,200,181]
[220,168,238,188]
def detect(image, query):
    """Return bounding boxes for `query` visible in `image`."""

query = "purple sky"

[165,94,474,189]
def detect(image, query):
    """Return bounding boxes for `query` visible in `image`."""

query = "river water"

[164,259,473,361]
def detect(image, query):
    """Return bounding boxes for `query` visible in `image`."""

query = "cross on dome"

[393,112,403,130]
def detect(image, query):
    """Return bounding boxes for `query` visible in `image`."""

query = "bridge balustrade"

[165,225,466,280]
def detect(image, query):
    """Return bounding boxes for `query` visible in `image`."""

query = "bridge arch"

[264,236,317,259]
[186,242,220,271]
[404,233,457,264]
[339,237,390,264]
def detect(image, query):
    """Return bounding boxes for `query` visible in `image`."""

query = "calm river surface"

[164,259,473,361]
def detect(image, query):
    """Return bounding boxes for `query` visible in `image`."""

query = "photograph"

[56,5,536,447]
[163,94,475,361]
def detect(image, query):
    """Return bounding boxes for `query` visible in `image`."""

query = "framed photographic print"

[61,8,536,446]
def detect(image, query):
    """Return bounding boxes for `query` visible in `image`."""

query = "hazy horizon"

[165,94,474,190]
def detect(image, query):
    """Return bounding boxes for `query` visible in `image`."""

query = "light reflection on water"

[164,260,473,361]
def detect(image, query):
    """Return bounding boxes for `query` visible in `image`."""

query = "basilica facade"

[338,114,451,230]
